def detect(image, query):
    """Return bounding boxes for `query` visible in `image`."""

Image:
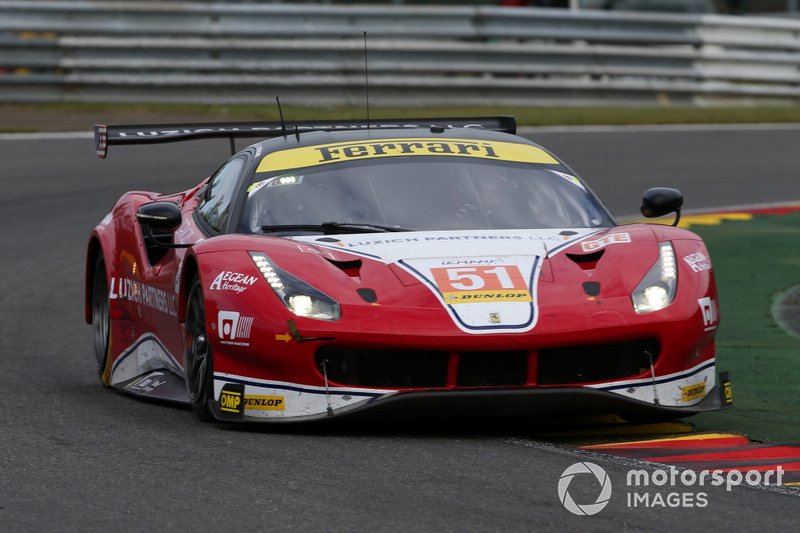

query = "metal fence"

[2,0,800,106]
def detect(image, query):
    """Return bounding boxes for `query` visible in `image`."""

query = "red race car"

[86,116,731,423]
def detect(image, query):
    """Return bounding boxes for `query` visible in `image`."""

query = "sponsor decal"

[256,138,558,173]
[680,381,706,402]
[244,395,285,411]
[431,265,532,305]
[209,271,258,294]
[550,170,586,191]
[125,371,168,393]
[218,384,244,415]
[721,371,733,405]
[683,252,711,273]
[109,277,178,317]
[580,233,631,252]
[698,297,719,331]
[218,311,254,346]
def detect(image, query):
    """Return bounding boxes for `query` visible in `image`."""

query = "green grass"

[691,211,800,442]
[5,102,800,131]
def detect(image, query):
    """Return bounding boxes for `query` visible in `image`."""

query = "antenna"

[363,31,370,131]
[275,96,287,138]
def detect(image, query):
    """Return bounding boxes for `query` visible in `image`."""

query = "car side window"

[197,157,246,233]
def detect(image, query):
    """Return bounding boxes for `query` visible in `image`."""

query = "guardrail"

[1,1,800,106]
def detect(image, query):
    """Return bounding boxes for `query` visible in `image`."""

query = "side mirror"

[137,202,182,233]
[641,188,683,226]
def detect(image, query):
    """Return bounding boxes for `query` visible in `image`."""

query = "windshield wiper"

[260,222,410,234]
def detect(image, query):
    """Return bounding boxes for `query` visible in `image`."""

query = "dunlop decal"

[244,395,285,411]
[257,138,558,172]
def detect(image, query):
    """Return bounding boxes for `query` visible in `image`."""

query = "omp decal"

[256,138,558,172]
[219,387,244,414]
[681,381,707,402]
[580,233,631,252]
[213,372,396,419]
[587,359,717,407]
[110,333,183,386]
[109,277,178,317]
[209,271,258,294]
[217,311,254,346]
[244,395,285,411]
[698,297,719,331]
[292,229,601,334]
[683,252,711,273]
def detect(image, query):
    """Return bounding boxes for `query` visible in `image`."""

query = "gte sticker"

[581,233,631,252]
[244,395,285,411]
[430,265,532,304]
[218,310,254,346]
[209,271,258,294]
[683,252,711,273]
[698,297,719,331]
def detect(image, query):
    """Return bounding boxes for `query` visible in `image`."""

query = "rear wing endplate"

[93,116,516,159]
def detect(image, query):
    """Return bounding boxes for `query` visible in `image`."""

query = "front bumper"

[209,371,732,424]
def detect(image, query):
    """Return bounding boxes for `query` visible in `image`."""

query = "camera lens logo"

[558,462,612,516]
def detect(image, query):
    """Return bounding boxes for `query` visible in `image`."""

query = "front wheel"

[91,254,112,385]
[184,277,215,421]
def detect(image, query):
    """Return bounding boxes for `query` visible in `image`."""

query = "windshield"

[241,157,614,234]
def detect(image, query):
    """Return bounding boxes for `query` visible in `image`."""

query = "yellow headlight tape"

[256,138,558,173]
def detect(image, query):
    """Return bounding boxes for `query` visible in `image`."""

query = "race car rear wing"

[93,116,517,159]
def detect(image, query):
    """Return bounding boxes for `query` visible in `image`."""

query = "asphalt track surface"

[2,126,800,531]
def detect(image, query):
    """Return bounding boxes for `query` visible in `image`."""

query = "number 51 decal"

[430,265,532,304]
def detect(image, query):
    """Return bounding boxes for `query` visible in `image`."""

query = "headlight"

[631,242,677,314]
[249,252,341,320]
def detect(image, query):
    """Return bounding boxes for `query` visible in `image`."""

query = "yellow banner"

[681,382,706,402]
[244,395,285,411]
[257,138,558,173]
[442,290,532,304]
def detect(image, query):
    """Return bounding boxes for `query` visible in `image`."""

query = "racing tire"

[91,254,112,385]
[184,277,215,422]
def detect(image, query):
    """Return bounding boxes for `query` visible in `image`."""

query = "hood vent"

[325,258,362,278]
[566,249,605,271]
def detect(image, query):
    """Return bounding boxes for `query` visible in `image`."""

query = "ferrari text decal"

[431,265,532,304]
[209,271,258,294]
[109,277,178,317]
[218,310,254,346]
[683,252,711,273]
[580,232,631,252]
[256,138,558,172]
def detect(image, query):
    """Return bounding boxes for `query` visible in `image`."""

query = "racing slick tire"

[91,254,112,385]
[184,277,215,422]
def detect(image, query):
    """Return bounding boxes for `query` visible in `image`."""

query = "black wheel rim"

[185,286,209,403]
[91,262,110,369]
